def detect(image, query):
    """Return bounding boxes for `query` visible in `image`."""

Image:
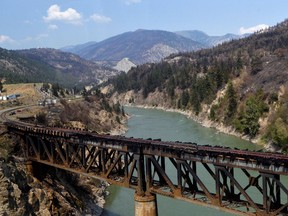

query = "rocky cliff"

[0,125,108,216]
[0,158,107,216]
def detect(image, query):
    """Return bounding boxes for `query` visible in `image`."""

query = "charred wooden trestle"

[5,121,288,216]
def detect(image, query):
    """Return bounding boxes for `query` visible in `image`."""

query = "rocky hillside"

[113,58,136,73]
[0,122,108,215]
[55,93,127,134]
[0,48,119,87]
[0,157,107,216]
[62,29,247,68]
[107,20,288,149]
[61,29,205,65]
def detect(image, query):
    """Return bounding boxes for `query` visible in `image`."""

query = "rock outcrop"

[0,93,126,216]
[0,157,107,216]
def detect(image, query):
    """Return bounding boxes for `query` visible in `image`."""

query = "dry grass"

[1,83,43,106]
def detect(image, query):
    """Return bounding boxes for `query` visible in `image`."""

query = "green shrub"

[234,91,269,138]
[209,104,218,121]
[267,118,288,147]
[36,112,48,125]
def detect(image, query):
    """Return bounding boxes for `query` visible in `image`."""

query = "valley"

[0,2,288,214]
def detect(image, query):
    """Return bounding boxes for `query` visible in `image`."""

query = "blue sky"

[0,0,288,50]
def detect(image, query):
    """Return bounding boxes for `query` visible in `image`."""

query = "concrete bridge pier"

[134,193,158,216]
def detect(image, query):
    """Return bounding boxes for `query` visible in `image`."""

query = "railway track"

[0,105,33,123]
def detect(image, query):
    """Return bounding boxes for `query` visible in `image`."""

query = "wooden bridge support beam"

[135,193,158,216]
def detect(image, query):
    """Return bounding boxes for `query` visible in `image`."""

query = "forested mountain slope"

[108,20,288,149]
[0,48,118,87]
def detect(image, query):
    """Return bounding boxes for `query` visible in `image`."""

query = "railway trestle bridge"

[5,121,288,216]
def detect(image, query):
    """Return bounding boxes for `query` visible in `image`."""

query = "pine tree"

[180,90,190,108]
[167,76,175,98]
[225,81,237,121]
[190,90,201,115]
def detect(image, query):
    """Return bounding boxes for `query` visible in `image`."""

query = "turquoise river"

[102,106,262,216]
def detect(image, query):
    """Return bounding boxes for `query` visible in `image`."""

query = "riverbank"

[123,103,278,151]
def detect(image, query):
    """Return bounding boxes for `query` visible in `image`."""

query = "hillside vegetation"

[0,48,119,87]
[108,20,288,149]
[0,48,57,84]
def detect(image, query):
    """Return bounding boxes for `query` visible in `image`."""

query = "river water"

[102,107,262,216]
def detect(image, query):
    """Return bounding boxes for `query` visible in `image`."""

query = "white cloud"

[0,35,13,43]
[43,4,82,25]
[90,14,112,24]
[48,24,58,30]
[125,0,142,5]
[239,24,269,35]
[35,34,49,40]
[22,34,49,43]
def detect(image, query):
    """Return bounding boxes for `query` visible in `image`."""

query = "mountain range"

[175,30,247,47]
[62,29,245,66]
[0,29,246,87]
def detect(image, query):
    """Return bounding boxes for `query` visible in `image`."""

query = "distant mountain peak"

[175,30,247,47]
[61,29,248,66]
[61,29,205,65]
[135,29,146,32]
